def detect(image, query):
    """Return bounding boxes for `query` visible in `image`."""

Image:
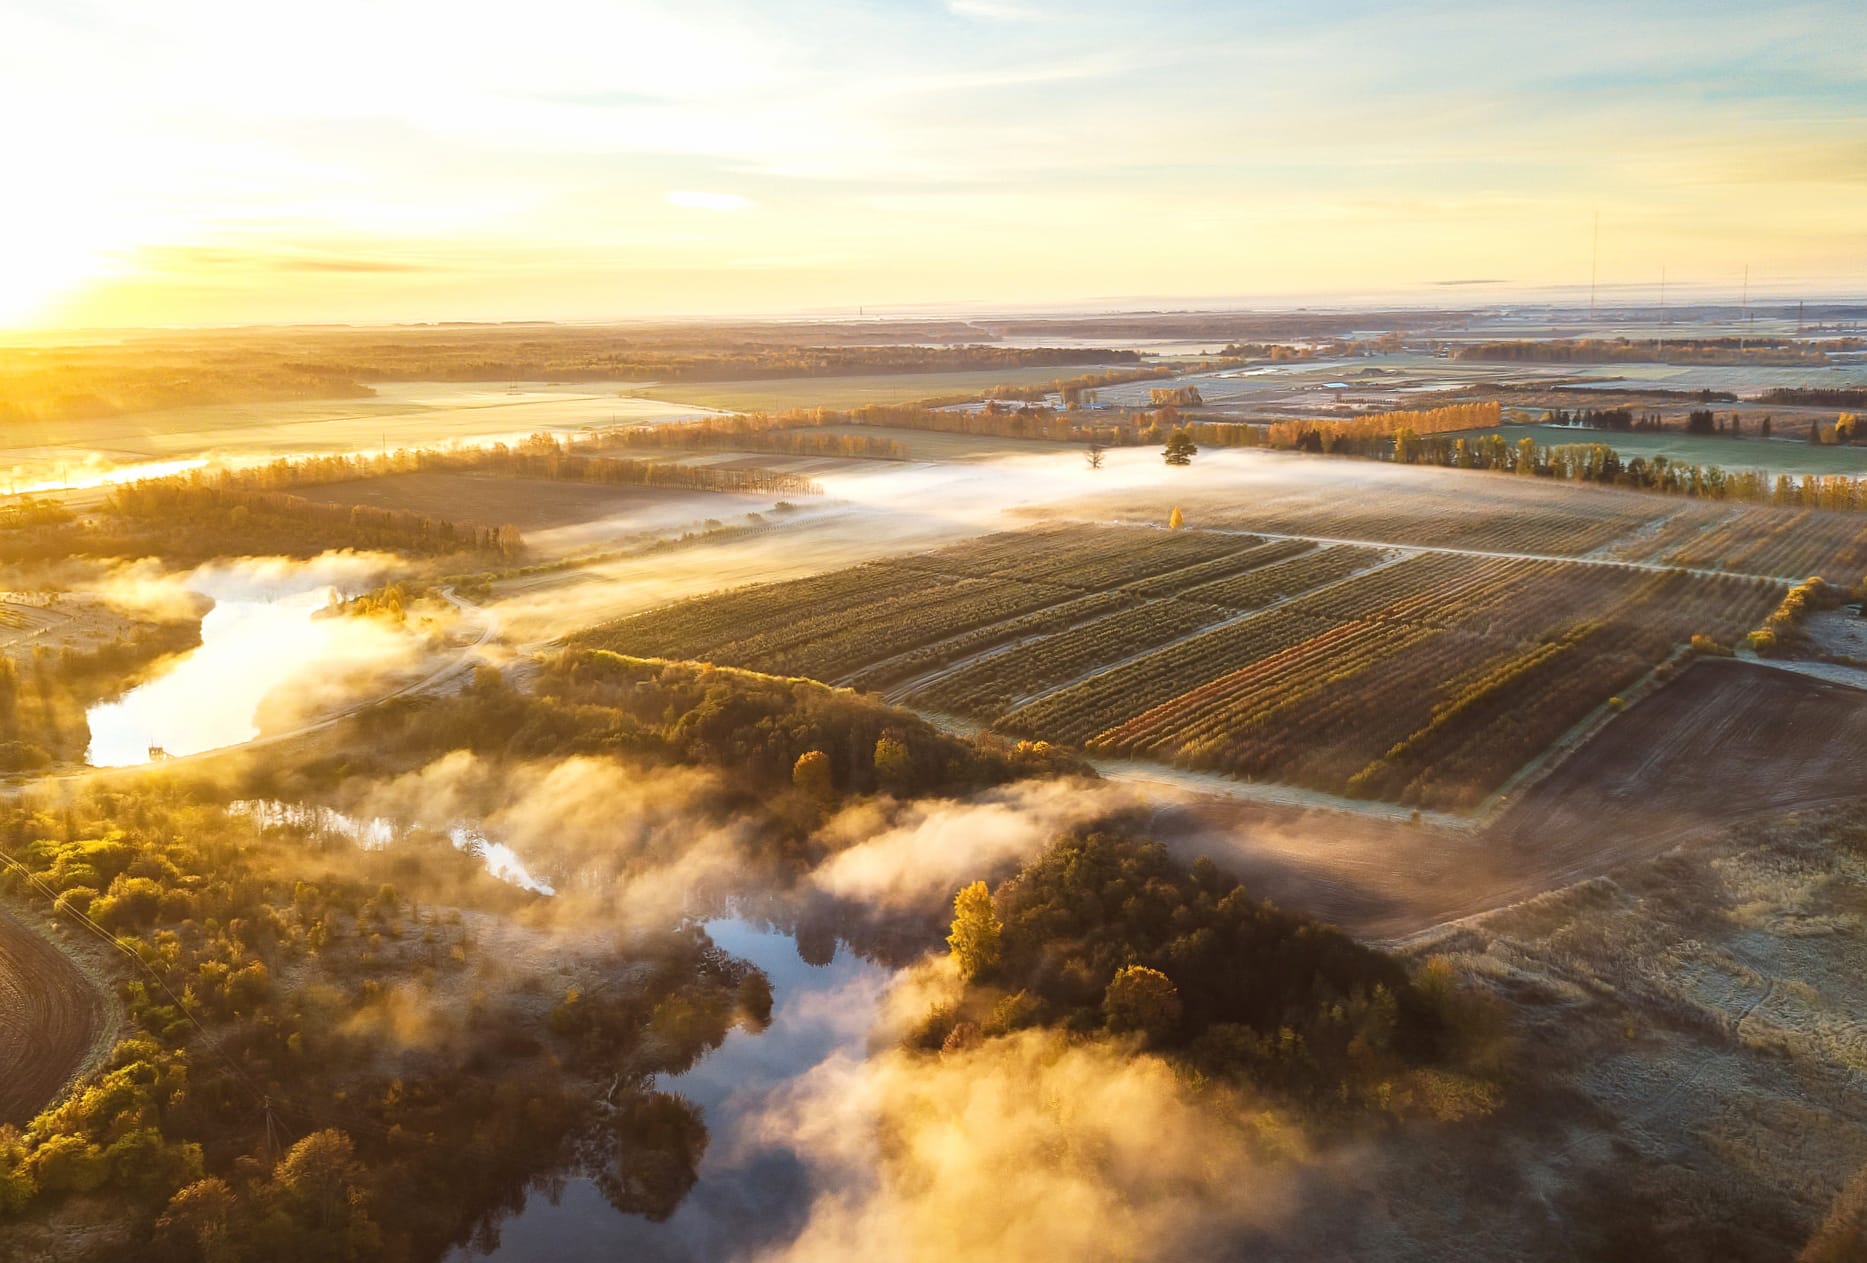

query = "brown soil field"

[1493,658,1867,853]
[293,471,771,533]
[1158,659,1867,939]
[0,906,110,1125]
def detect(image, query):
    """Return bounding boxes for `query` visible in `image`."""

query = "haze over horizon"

[7,0,1864,330]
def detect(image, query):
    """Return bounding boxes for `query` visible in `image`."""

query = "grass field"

[626,364,1127,412]
[582,519,1787,811]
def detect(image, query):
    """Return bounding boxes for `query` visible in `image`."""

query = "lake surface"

[86,559,406,766]
[454,917,892,1263]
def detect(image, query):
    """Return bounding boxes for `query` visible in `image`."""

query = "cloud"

[667,190,754,212]
[947,0,1042,20]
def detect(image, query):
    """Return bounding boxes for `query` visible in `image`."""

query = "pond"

[452,917,893,1262]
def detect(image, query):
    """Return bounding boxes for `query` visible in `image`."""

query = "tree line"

[1383,428,1867,510]
[197,436,824,498]
[1454,338,1857,367]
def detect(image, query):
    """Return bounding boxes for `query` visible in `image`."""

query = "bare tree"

[1085,443,1106,471]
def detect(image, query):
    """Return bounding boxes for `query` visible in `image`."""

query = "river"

[85,560,409,767]
[453,917,893,1262]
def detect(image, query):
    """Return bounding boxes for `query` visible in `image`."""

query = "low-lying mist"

[744,1025,1303,1262]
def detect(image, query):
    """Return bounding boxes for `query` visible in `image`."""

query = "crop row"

[1661,508,1867,581]
[997,609,1330,744]
[1080,558,1585,781]
[1193,494,1660,558]
[703,574,1091,680]
[1178,545,1389,610]
[909,543,1395,718]
[1004,552,1786,809]
[897,523,1260,590]
[845,589,1139,693]
[1090,618,1439,762]
[1121,537,1317,597]
[591,561,935,662]
[912,597,1235,718]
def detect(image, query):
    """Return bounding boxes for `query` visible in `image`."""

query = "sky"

[4,0,1864,328]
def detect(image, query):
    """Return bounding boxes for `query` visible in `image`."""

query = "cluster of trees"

[1683,409,1783,439]
[585,419,905,460]
[1024,365,1197,408]
[0,357,370,426]
[1218,333,1405,359]
[1262,402,1502,455]
[1539,408,1656,432]
[107,483,523,560]
[1762,388,1867,408]
[1455,338,1835,367]
[1383,429,1867,510]
[353,653,1077,830]
[1147,386,1205,407]
[924,832,1508,1123]
[298,340,1140,386]
[45,431,829,570]
[0,776,767,1258]
[192,435,825,499]
[1746,576,1838,656]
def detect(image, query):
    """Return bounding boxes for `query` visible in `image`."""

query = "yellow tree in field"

[947,881,1001,981]
[1168,506,1184,530]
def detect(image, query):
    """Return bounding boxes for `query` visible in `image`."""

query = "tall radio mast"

[1589,212,1599,319]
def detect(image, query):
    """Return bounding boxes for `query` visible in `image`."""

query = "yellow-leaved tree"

[947,880,1001,981]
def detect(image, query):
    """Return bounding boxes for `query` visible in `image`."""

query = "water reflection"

[85,557,411,767]
[456,917,892,1263]
[232,799,556,896]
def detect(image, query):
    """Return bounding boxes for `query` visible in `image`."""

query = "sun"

[0,206,122,328]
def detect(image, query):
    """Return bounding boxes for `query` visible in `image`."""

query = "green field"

[1455,424,1867,479]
